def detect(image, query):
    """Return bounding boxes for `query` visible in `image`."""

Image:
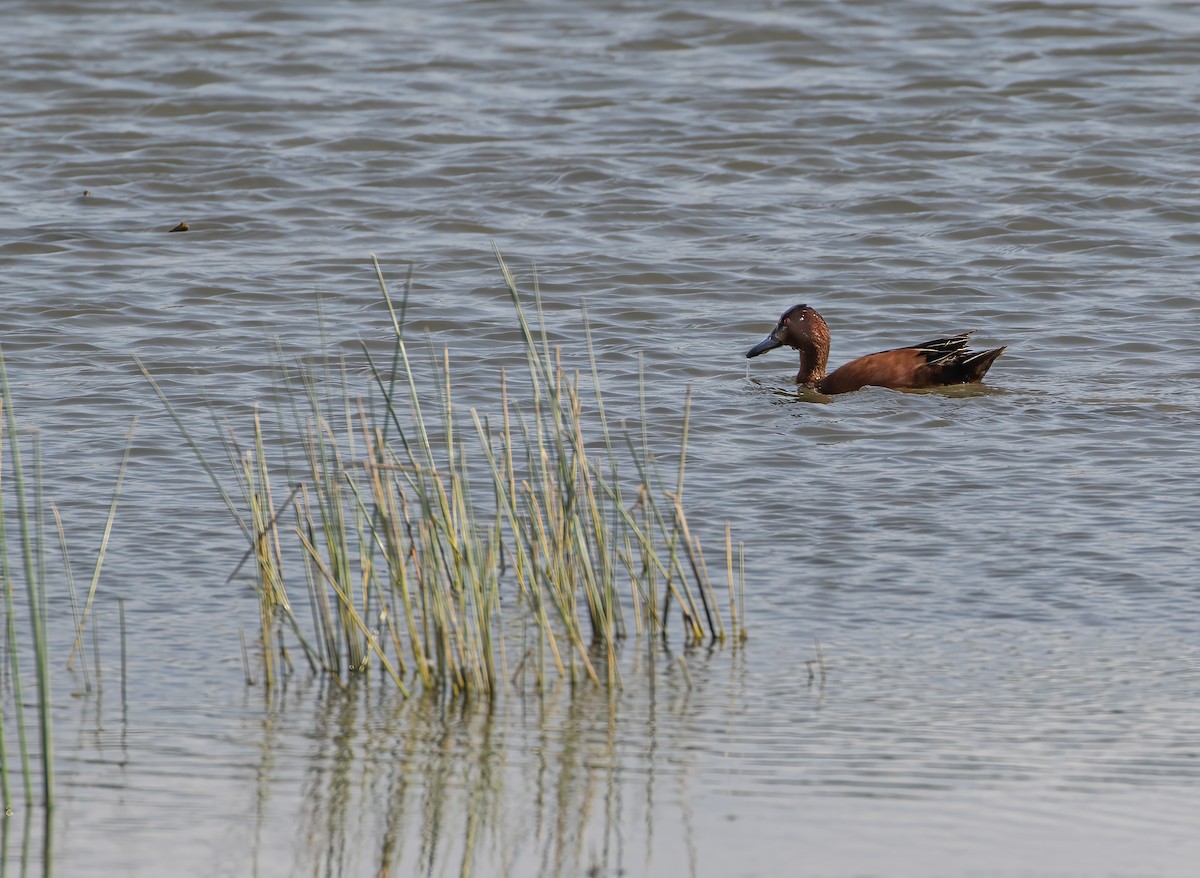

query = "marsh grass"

[0,351,130,822]
[139,250,746,696]
[0,356,55,818]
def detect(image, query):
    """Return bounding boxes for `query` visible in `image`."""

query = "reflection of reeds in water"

[139,250,747,696]
[251,646,731,878]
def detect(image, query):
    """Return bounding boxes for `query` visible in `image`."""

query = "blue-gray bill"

[746,333,783,358]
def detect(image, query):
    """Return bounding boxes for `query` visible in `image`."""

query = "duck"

[746,304,1005,395]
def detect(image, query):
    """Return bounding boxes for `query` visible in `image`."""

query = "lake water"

[3,0,1199,875]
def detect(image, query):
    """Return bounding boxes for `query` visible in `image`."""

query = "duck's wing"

[909,331,976,363]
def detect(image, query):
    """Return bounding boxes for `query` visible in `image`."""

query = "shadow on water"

[240,641,744,878]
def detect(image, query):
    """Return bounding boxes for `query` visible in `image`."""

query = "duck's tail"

[915,332,1004,382]
[955,346,1006,383]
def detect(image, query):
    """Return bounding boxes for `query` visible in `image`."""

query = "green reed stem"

[0,396,21,817]
[0,350,53,811]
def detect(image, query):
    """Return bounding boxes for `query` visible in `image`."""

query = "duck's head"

[745,304,829,359]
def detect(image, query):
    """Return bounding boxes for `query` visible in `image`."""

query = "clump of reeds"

[0,352,54,818]
[139,249,746,696]
[0,351,131,821]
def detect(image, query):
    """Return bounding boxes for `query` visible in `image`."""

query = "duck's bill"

[746,333,783,358]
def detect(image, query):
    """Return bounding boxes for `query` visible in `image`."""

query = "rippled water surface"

[3,1,1200,876]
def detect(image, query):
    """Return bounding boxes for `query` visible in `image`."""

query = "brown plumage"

[746,304,1005,395]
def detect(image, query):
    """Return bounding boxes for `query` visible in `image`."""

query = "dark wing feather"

[910,331,977,364]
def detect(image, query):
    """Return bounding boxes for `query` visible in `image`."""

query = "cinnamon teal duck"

[746,304,1005,395]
